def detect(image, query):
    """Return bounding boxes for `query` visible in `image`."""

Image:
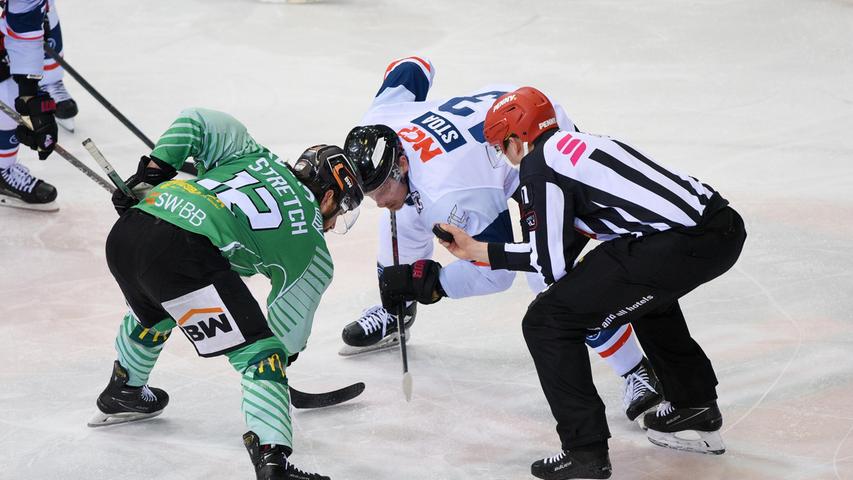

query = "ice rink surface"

[2,0,852,478]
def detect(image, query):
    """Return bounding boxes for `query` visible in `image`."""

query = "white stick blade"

[402,372,413,402]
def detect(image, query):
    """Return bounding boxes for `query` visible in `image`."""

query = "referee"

[439,87,746,480]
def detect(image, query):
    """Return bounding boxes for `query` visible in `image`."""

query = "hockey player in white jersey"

[0,0,76,211]
[341,56,661,421]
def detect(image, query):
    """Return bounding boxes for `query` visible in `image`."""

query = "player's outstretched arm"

[436,223,489,264]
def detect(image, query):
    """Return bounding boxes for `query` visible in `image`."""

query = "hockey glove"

[380,259,446,310]
[112,155,178,215]
[14,76,57,160]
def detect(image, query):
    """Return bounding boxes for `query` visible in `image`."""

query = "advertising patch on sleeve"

[162,285,247,357]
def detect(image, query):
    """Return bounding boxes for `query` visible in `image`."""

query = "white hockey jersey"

[360,57,575,298]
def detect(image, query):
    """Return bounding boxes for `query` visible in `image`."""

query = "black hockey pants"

[522,205,746,450]
[105,209,273,357]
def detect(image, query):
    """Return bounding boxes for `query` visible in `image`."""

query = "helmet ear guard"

[292,144,364,215]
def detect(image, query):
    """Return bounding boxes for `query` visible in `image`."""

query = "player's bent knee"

[226,337,290,386]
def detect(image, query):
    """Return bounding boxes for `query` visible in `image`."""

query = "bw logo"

[183,313,234,341]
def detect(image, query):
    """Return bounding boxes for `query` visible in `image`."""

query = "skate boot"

[243,431,330,480]
[644,400,725,455]
[0,163,58,211]
[531,447,612,480]
[339,303,416,356]
[88,361,169,427]
[42,79,78,132]
[623,357,662,423]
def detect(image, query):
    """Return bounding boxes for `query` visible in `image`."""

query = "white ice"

[2,0,852,479]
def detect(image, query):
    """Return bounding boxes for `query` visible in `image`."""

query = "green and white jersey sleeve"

[135,107,334,355]
[150,107,265,176]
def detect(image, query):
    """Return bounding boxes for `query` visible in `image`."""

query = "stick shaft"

[82,138,136,198]
[389,210,410,374]
[0,100,114,193]
[44,45,155,149]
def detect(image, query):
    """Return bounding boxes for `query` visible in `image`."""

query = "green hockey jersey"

[135,108,332,355]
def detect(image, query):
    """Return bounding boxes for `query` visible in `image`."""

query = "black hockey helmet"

[343,124,404,193]
[292,144,364,232]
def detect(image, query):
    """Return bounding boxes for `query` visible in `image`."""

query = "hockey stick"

[390,210,414,401]
[290,382,366,409]
[82,138,137,199]
[0,99,115,193]
[43,45,197,176]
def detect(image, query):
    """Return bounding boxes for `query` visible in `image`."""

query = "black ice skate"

[0,163,58,211]
[43,79,78,132]
[644,400,725,455]
[623,357,662,423]
[243,431,330,480]
[88,361,169,427]
[338,303,416,356]
[531,448,612,480]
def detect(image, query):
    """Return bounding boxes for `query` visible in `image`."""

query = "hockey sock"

[226,337,294,449]
[114,312,175,387]
[586,323,643,377]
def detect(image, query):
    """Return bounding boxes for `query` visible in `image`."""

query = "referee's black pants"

[522,205,746,450]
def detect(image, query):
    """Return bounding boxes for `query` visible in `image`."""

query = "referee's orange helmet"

[484,87,558,150]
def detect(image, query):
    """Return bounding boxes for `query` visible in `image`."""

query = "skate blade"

[647,428,725,455]
[338,330,410,357]
[0,195,59,212]
[57,117,75,133]
[87,409,163,428]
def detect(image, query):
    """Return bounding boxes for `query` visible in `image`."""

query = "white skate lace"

[623,365,656,409]
[42,79,72,103]
[1,163,38,194]
[356,305,395,337]
[655,401,674,417]
[544,450,568,464]
[140,385,157,402]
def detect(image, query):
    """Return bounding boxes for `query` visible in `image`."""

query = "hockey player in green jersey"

[89,108,364,480]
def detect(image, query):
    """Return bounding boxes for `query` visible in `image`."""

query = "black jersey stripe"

[614,140,712,204]
[555,170,679,227]
[587,149,703,224]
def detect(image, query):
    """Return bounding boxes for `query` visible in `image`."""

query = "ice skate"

[88,361,169,427]
[43,79,78,133]
[623,357,662,424]
[338,303,416,356]
[243,431,330,480]
[644,400,725,455]
[0,163,58,211]
[530,448,612,480]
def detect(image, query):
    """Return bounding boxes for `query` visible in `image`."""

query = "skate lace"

[140,385,157,402]
[544,450,568,464]
[356,305,395,337]
[42,80,72,103]
[655,401,674,417]
[1,163,38,193]
[623,365,656,409]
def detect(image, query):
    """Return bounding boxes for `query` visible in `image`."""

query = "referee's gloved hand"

[380,260,445,310]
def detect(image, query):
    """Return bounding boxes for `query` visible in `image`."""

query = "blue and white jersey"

[361,56,576,243]
[362,57,575,298]
[2,0,48,77]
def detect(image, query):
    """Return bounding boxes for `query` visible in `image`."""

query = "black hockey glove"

[112,155,178,215]
[380,260,446,310]
[14,76,57,160]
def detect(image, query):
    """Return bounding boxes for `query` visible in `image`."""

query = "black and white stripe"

[488,129,725,284]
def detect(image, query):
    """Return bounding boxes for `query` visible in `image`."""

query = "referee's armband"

[487,242,536,272]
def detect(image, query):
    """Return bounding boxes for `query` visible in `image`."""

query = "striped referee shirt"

[488,128,727,285]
